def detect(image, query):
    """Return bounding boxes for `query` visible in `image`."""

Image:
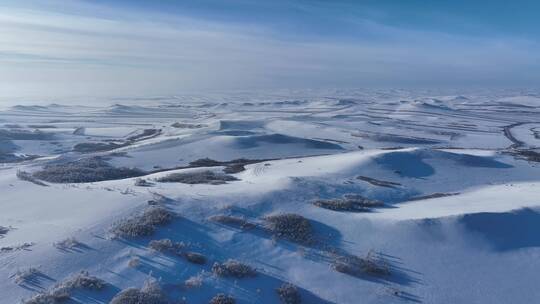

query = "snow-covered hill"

[1,90,539,303]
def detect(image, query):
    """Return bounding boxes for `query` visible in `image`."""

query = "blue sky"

[1,0,539,97]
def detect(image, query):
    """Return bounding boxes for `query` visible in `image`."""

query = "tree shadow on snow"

[15,270,55,292]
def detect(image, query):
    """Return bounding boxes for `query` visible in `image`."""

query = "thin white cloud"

[0,0,538,99]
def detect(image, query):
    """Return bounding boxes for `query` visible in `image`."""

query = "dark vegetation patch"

[32,157,145,183]
[0,226,9,237]
[171,122,206,129]
[223,163,245,174]
[212,259,257,278]
[357,176,402,188]
[407,192,459,201]
[0,129,54,140]
[111,206,175,238]
[109,151,131,158]
[73,142,125,153]
[276,283,301,304]
[332,251,390,277]
[156,170,238,184]
[263,213,314,244]
[188,157,264,174]
[183,251,207,265]
[510,149,540,162]
[110,280,167,304]
[313,194,384,212]
[188,158,224,167]
[209,293,235,304]
[126,128,161,141]
[28,125,57,129]
[189,157,259,168]
[148,157,274,176]
[16,170,48,186]
[209,215,256,230]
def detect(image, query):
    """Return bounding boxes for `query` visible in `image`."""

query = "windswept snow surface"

[1,89,540,304]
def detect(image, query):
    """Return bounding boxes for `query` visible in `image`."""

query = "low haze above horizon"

[1,0,539,99]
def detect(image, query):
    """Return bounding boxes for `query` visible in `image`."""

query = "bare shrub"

[21,270,104,304]
[148,239,184,254]
[16,170,48,186]
[128,257,141,268]
[212,259,256,278]
[111,217,155,237]
[183,252,207,265]
[22,290,70,304]
[110,279,167,304]
[157,170,238,185]
[276,283,301,304]
[111,207,175,238]
[59,271,105,290]
[209,293,235,304]
[332,251,390,277]
[53,237,81,250]
[0,226,9,236]
[209,215,255,230]
[32,157,145,183]
[184,274,203,289]
[12,267,40,285]
[135,178,154,187]
[142,207,175,225]
[263,213,314,244]
[1,242,34,252]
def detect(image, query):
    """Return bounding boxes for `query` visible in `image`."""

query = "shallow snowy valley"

[1,89,539,304]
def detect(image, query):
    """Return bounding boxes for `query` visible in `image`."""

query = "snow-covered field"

[1,89,539,304]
